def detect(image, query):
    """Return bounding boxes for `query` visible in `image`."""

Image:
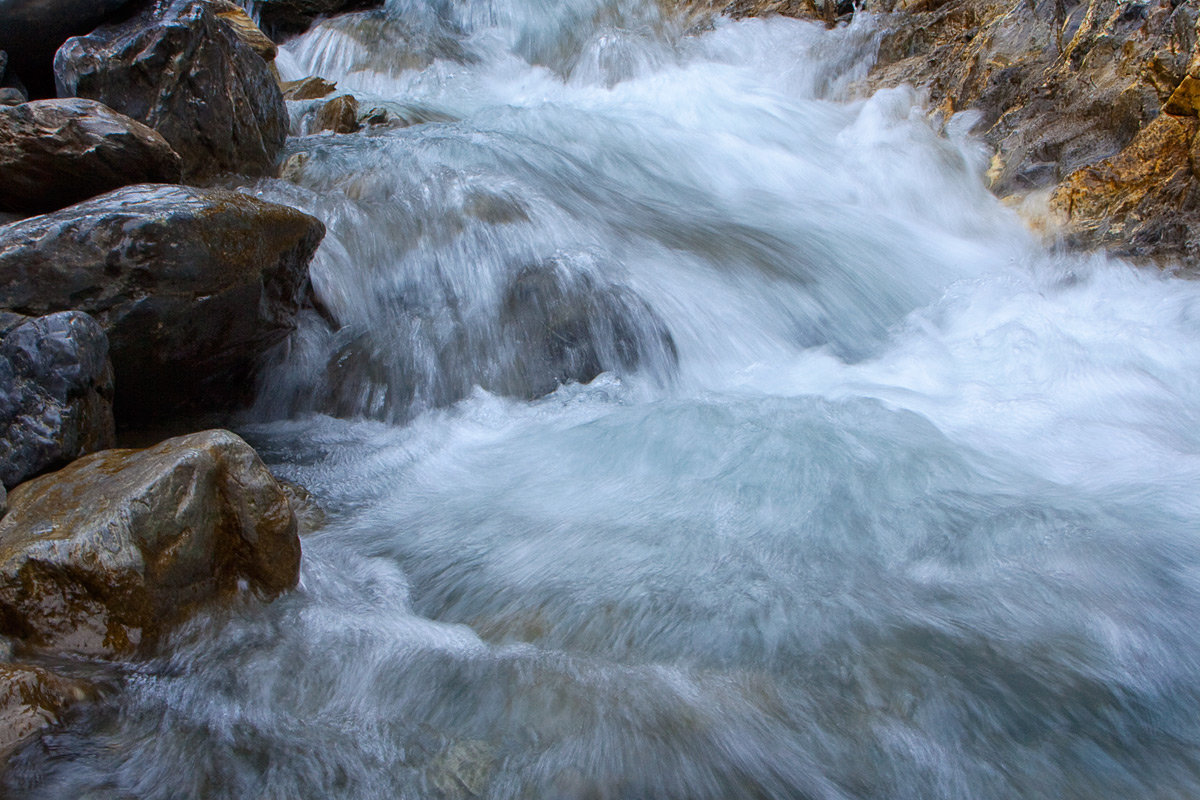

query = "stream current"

[9,0,1200,797]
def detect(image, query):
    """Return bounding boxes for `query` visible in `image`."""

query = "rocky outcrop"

[0,430,301,658]
[685,0,1200,268]
[0,99,181,215]
[0,663,94,762]
[54,0,288,180]
[0,184,325,422]
[0,0,145,98]
[0,311,115,489]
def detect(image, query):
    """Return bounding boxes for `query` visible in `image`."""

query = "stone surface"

[314,94,361,133]
[0,99,181,215]
[0,430,301,657]
[0,663,94,762]
[54,0,288,180]
[0,0,144,98]
[253,0,384,36]
[0,311,115,489]
[208,0,278,61]
[282,76,337,100]
[0,184,325,422]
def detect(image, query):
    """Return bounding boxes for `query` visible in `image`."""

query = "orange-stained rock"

[0,430,301,658]
[1050,113,1199,256]
[315,94,362,134]
[207,0,279,61]
[0,663,94,762]
[282,76,338,101]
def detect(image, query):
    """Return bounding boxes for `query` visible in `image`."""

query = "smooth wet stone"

[314,94,361,133]
[0,663,94,762]
[254,0,385,36]
[0,184,325,422]
[0,430,301,658]
[0,99,181,214]
[208,0,278,61]
[0,311,115,490]
[55,0,288,180]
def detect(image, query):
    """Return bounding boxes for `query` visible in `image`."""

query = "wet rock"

[0,0,145,99]
[54,0,288,180]
[254,0,385,37]
[0,184,325,422]
[314,94,362,133]
[495,259,678,399]
[0,663,94,762]
[0,311,115,489]
[277,479,326,535]
[0,99,181,215]
[207,0,278,61]
[0,430,301,657]
[1051,113,1200,261]
[0,90,24,107]
[281,76,337,100]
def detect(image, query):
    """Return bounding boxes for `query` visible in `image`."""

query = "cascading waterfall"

[9,0,1200,797]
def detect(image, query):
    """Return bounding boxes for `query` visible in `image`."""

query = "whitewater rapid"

[8,0,1200,797]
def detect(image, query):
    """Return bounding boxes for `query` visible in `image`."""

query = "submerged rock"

[54,0,288,180]
[495,259,678,399]
[0,311,115,489]
[0,99,181,215]
[0,184,325,422]
[0,663,94,762]
[0,430,301,658]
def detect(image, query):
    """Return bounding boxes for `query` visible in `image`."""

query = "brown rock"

[0,184,325,422]
[315,94,362,133]
[282,76,338,100]
[207,0,279,61]
[0,663,94,762]
[1164,75,1200,117]
[0,430,301,658]
[0,99,181,215]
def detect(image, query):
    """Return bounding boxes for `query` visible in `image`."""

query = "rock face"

[0,0,144,98]
[0,184,325,422]
[0,312,115,490]
[0,99,182,215]
[0,663,93,761]
[253,0,385,36]
[207,0,278,61]
[0,430,301,657]
[54,0,288,180]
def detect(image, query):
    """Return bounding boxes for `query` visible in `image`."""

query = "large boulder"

[0,0,145,98]
[0,184,325,422]
[54,0,288,180]
[0,430,301,657]
[0,311,115,489]
[0,99,182,215]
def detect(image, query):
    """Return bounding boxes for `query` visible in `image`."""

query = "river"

[9,0,1200,797]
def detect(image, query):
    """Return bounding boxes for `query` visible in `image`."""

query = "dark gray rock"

[0,0,145,98]
[0,98,181,214]
[54,0,288,180]
[0,184,325,422]
[495,259,678,398]
[0,311,116,489]
[254,0,384,37]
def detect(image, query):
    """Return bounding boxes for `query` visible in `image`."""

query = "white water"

[9,0,1200,797]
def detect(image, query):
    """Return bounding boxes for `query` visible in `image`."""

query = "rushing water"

[9,0,1200,797]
